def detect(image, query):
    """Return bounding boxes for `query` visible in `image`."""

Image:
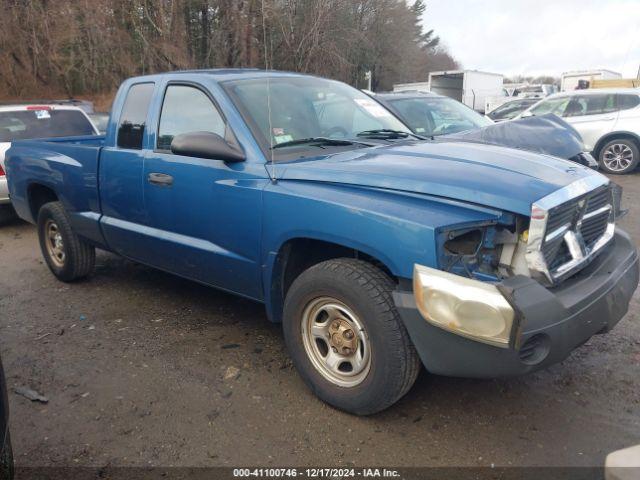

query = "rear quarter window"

[0,110,95,142]
[117,83,155,150]
[618,94,640,111]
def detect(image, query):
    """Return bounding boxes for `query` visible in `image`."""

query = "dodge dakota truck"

[5,70,639,415]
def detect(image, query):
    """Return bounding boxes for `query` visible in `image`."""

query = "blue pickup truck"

[5,70,639,415]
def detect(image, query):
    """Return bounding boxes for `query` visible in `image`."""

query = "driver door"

[142,82,263,298]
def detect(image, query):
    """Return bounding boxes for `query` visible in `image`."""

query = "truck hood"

[443,114,585,160]
[278,140,602,216]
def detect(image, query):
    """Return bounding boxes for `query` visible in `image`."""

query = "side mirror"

[170,131,245,162]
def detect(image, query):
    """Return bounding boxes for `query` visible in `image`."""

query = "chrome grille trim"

[525,175,614,286]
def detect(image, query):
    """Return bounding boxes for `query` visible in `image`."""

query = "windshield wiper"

[271,137,375,150]
[356,129,425,140]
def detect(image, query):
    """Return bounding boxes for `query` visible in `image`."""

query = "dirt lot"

[1,173,639,470]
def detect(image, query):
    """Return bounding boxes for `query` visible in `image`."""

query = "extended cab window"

[117,83,154,150]
[157,85,225,151]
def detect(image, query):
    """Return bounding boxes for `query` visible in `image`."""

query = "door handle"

[147,172,173,186]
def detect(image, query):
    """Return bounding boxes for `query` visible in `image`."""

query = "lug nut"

[343,347,351,355]
[343,329,354,340]
[332,346,338,353]
[332,320,341,329]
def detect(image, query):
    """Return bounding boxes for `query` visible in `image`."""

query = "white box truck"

[394,70,504,113]
[561,69,622,91]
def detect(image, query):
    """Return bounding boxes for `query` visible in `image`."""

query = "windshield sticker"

[274,134,294,144]
[34,110,51,120]
[354,98,392,118]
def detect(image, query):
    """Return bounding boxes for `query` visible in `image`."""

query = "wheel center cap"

[328,319,358,355]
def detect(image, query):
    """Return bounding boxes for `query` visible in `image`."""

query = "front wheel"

[283,258,420,415]
[598,139,639,174]
[37,201,95,282]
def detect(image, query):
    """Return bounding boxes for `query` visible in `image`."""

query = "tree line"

[0,0,458,101]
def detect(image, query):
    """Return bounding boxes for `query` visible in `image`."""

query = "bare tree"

[0,0,459,99]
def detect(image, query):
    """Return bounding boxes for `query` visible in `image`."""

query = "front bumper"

[393,229,639,378]
[570,151,599,169]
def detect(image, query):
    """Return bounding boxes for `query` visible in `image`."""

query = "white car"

[0,104,98,223]
[518,88,640,174]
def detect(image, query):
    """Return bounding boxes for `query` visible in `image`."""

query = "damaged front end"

[398,176,639,376]
[436,213,530,283]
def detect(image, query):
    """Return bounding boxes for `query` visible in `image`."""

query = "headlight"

[413,264,515,348]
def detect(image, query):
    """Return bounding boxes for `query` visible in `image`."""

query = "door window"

[157,85,226,151]
[117,83,155,149]
[564,94,616,117]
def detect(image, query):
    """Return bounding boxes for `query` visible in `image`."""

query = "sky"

[424,0,640,78]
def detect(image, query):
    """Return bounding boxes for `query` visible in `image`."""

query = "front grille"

[540,184,613,281]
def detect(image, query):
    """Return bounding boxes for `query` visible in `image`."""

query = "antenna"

[261,0,276,183]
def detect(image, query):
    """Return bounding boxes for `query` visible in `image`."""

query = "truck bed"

[5,135,106,244]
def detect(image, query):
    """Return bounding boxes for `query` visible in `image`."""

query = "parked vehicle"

[561,70,621,92]
[88,112,110,134]
[518,88,640,174]
[374,92,492,135]
[375,92,598,167]
[6,70,638,415]
[486,98,539,122]
[0,105,98,223]
[0,98,94,114]
[485,84,556,114]
[394,70,504,113]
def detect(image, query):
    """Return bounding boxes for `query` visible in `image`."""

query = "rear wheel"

[598,139,639,174]
[37,201,95,281]
[283,258,420,415]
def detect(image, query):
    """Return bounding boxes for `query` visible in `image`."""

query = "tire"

[283,258,420,415]
[598,138,639,174]
[0,431,14,480]
[37,201,95,282]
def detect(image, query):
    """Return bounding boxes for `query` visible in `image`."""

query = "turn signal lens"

[413,265,515,348]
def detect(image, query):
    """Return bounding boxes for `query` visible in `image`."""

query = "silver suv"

[519,88,640,174]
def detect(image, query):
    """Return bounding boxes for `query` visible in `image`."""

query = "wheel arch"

[27,183,59,222]
[593,131,640,158]
[264,236,399,323]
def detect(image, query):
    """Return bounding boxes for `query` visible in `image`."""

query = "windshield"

[222,76,410,157]
[488,99,536,120]
[0,109,96,142]
[387,96,492,136]
[528,96,571,117]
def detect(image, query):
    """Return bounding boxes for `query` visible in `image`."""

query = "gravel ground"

[0,172,639,469]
